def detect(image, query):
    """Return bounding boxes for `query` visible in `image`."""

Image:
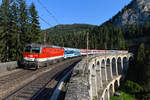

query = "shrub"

[124,80,143,94]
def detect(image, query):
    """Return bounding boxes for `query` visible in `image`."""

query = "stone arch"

[101,59,107,82]
[129,56,134,61]
[91,64,97,97]
[96,61,100,70]
[106,58,112,80]
[112,57,117,76]
[95,61,103,92]
[117,57,122,75]
[114,80,119,91]
[109,84,114,96]
[123,57,128,74]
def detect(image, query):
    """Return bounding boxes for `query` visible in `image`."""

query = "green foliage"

[46,24,94,35]
[142,93,150,100]
[110,90,136,100]
[124,43,150,100]
[0,0,11,62]
[126,43,150,85]
[44,24,93,48]
[0,0,41,62]
[124,80,143,94]
[125,23,150,40]
[29,3,41,43]
[92,97,97,100]
[45,23,126,50]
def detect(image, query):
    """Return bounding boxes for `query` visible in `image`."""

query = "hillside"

[43,24,96,48]
[45,24,95,35]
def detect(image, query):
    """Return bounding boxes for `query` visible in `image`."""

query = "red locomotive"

[23,43,64,69]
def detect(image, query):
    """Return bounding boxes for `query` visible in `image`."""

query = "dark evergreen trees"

[0,0,41,62]
[8,1,19,61]
[29,3,41,43]
[0,0,11,62]
[137,43,145,62]
[18,0,30,45]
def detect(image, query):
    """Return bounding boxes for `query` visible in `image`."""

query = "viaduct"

[65,53,133,100]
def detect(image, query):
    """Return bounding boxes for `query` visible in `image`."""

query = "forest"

[0,0,41,62]
[45,23,126,50]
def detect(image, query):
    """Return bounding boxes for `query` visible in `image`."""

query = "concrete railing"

[0,61,18,73]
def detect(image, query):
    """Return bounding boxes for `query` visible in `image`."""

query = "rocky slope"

[110,0,150,27]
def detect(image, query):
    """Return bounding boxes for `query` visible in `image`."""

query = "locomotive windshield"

[32,48,40,53]
[24,46,40,54]
[24,46,31,53]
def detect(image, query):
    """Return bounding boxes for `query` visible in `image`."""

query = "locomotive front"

[23,44,42,69]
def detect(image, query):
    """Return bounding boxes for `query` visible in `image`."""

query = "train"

[22,43,128,69]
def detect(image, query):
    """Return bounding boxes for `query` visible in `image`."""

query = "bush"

[142,93,150,100]
[124,80,143,94]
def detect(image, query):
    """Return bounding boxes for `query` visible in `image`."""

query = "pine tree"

[17,0,30,58]
[9,1,20,60]
[137,43,145,62]
[29,2,41,43]
[145,55,150,86]
[0,0,11,62]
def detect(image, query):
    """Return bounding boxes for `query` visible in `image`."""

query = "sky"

[0,0,132,29]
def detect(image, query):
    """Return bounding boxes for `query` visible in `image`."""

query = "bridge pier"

[115,61,119,76]
[110,61,113,79]
[96,61,103,97]
[109,84,114,96]
[104,90,109,100]
[91,64,97,98]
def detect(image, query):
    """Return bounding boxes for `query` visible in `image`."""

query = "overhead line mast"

[37,15,50,44]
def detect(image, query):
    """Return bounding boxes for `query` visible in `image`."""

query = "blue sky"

[1,0,131,29]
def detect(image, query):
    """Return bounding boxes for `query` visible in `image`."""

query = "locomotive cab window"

[32,48,40,54]
[24,46,31,53]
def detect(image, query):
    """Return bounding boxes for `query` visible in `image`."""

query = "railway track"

[1,57,81,100]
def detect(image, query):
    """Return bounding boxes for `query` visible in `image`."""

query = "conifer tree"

[0,0,11,62]
[137,43,145,62]
[18,0,30,43]
[17,0,30,58]
[145,55,150,86]
[29,2,41,43]
[9,1,20,60]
